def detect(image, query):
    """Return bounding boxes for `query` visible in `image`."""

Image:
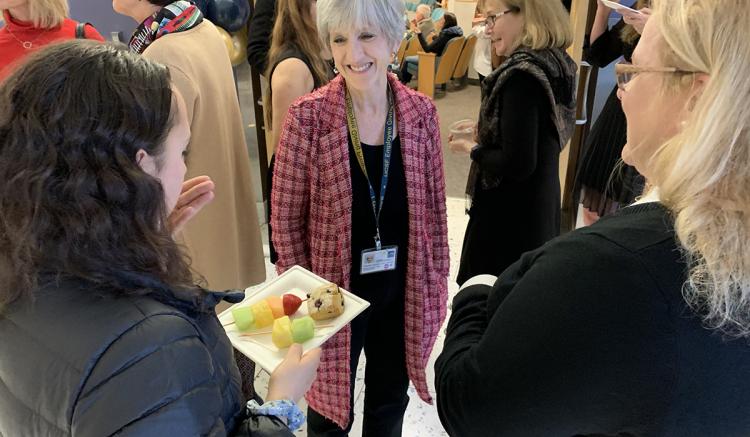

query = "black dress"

[576,20,645,216]
[307,137,411,436]
[457,71,561,285]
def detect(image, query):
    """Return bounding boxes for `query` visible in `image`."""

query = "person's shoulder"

[508,209,673,300]
[580,203,675,254]
[145,21,217,58]
[518,203,678,296]
[289,74,342,111]
[82,23,105,42]
[503,68,540,86]
[390,74,437,115]
[493,69,545,102]
[62,18,105,41]
[1,280,204,388]
[272,56,313,84]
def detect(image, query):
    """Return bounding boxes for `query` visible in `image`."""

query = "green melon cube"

[231,306,255,332]
[291,316,315,343]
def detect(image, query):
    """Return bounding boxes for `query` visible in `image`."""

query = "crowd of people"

[2,0,750,435]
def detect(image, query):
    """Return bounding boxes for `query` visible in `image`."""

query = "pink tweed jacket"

[271,74,449,428]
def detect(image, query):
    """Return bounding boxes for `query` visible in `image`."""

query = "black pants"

[307,284,409,437]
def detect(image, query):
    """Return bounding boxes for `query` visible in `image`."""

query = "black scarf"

[466,47,578,198]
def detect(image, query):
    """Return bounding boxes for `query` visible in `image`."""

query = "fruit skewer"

[222,295,309,328]
[236,322,334,336]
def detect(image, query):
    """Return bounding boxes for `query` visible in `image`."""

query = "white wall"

[449,1,480,79]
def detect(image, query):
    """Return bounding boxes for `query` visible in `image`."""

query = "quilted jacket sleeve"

[271,100,313,273]
[70,313,292,437]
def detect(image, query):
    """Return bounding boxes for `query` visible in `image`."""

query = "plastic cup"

[449,119,476,142]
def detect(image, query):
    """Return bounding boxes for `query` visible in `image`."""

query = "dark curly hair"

[0,40,198,311]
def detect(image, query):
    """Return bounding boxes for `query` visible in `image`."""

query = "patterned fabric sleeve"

[271,101,313,272]
[426,104,450,278]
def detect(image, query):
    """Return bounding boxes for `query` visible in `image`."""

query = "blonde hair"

[2,0,69,28]
[649,0,750,336]
[501,0,573,50]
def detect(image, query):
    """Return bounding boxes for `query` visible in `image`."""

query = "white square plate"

[600,0,641,14]
[219,265,370,372]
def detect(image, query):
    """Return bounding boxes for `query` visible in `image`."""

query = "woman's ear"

[687,72,710,112]
[136,149,158,176]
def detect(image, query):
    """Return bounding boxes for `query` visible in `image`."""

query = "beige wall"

[449,1,480,79]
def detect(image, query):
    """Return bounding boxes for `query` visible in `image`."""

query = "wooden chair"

[417,36,465,99]
[396,37,409,66]
[403,35,421,60]
[451,34,477,86]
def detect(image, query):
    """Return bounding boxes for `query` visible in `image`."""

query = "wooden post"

[247,0,269,201]
[559,0,596,232]
[567,0,592,64]
[417,51,437,99]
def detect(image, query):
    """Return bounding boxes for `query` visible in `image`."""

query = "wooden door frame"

[560,0,598,232]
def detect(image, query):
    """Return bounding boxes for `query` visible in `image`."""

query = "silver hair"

[416,4,431,16]
[317,0,406,50]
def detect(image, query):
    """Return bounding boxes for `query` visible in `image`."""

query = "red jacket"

[0,11,104,82]
[271,73,449,428]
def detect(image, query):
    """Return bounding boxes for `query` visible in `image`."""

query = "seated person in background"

[436,0,750,434]
[0,40,320,436]
[409,4,434,37]
[400,11,463,83]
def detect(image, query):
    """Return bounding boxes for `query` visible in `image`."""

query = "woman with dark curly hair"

[0,40,320,436]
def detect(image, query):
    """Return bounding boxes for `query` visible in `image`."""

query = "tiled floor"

[252,197,468,436]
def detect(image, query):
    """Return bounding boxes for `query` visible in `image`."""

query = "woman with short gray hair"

[272,0,449,434]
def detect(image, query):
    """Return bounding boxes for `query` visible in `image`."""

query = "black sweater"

[584,19,636,67]
[438,203,750,436]
[349,137,409,302]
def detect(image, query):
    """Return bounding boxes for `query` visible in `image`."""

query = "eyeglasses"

[484,8,518,28]
[614,61,697,90]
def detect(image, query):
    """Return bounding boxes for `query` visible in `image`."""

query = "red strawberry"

[282,293,303,316]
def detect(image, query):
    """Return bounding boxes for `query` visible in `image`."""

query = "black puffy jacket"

[0,273,292,436]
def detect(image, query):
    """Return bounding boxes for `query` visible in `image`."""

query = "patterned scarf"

[128,0,203,54]
[466,47,577,200]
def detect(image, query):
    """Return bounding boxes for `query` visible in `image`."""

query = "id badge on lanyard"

[346,86,399,275]
[360,245,398,275]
